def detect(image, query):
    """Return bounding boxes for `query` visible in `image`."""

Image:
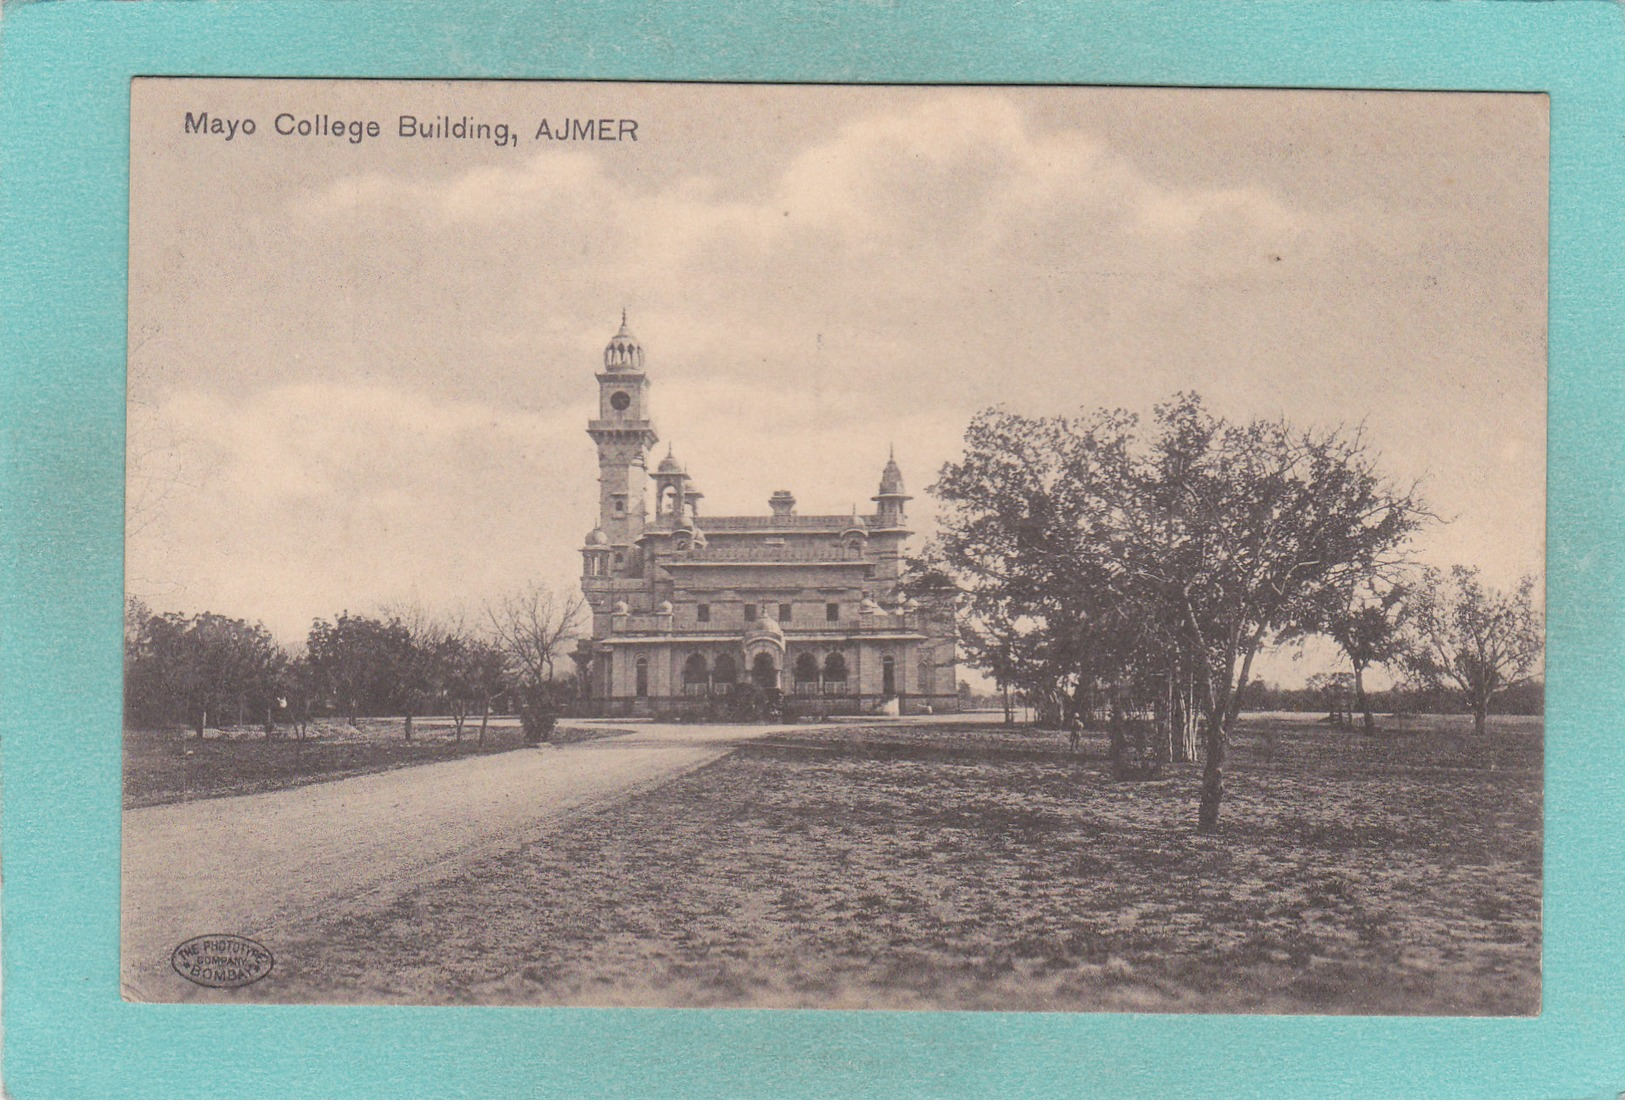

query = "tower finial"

[889,442,896,461]
[622,306,628,327]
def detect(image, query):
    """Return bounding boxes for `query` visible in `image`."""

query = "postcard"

[3,3,1620,1098]
[123,76,1546,1014]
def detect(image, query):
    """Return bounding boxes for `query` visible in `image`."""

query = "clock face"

[610,390,631,412]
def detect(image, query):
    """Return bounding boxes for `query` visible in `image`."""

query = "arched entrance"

[635,656,649,698]
[793,652,820,692]
[682,652,709,695]
[882,654,896,697]
[751,652,778,690]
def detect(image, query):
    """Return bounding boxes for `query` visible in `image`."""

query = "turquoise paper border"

[2,1,1621,1096]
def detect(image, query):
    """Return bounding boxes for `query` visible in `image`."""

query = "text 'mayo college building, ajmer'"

[578,313,958,715]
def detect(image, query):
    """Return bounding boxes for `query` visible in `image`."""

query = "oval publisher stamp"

[170,934,274,988]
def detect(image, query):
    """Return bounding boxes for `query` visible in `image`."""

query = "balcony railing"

[700,514,881,531]
[663,544,870,564]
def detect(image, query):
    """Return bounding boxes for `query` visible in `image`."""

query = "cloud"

[127,381,596,640]
[128,83,1547,678]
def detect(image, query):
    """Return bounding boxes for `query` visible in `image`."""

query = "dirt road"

[120,720,785,1001]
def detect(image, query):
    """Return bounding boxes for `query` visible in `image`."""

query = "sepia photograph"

[122,77,1546,1014]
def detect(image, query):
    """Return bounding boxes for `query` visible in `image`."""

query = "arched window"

[683,652,709,688]
[751,652,778,690]
[613,552,625,570]
[793,653,820,690]
[882,654,896,697]
[823,652,848,683]
[635,656,649,698]
[661,486,679,516]
[713,653,738,685]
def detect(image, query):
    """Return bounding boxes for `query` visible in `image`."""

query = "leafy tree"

[1299,575,1413,736]
[305,612,414,724]
[926,394,1427,831]
[1402,565,1543,735]
[1307,670,1356,723]
[1120,396,1426,831]
[927,406,1147,732]
[276,651,319,741]
[124,602,284,740]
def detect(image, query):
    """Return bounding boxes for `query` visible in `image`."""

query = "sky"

[127,80,1548,687]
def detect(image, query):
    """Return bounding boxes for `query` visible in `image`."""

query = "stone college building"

[579,314,958,715]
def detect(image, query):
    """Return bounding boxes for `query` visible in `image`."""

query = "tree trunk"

[1108,692,1127,773]
[403,712,413,742]
[1197,713,1227,833]
[1473,702,1488,736]
[1354,663,1374,737]
[478,702,490,746]
[195,707,206,744]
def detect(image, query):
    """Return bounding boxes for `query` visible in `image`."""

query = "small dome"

[612,600,630,615]
[656,599,674,615]
[691,527,707,548]
[584,527,609,547]
[655,446,685,475]
[842,506,868,537]
[748,616,782,635]
[603,309,645,371]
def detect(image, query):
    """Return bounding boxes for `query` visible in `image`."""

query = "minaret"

[870,446,912,590]
[586,310,659,556]
[872,445,912,530]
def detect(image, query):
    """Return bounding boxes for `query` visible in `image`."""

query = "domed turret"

[873,445,912,527]
[656,448,685,475]
[584,527,609,547]
[878,446,906,497]
[603,309,645,372]
[748,615,783,636]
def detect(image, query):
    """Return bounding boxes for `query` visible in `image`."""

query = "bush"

[517,685,559,746]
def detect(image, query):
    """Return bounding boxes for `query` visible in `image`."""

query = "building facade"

[579,313,957,715]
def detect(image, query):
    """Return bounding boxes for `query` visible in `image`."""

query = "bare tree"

[1403,565,1543,736]
[487,582,586,743]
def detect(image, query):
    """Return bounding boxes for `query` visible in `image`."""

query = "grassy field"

[123,720,623,808]
[240,712,1541,1014]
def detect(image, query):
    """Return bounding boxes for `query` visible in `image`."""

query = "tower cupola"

[604,309,645,372]
[652,445,689,524]
[872,446,912,527]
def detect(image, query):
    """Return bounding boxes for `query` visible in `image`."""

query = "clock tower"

[586,311,659,549]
